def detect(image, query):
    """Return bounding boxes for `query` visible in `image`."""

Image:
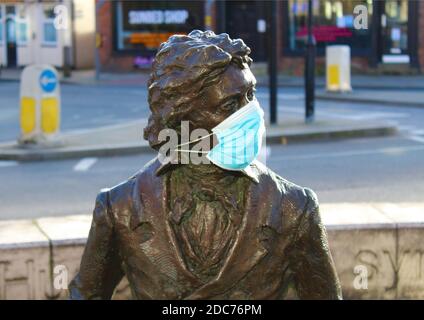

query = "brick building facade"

[0,0,95,69]
[97,0,424,75]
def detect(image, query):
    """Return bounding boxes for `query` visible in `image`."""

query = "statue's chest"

[171,198,240,282]
[166,171,249,282]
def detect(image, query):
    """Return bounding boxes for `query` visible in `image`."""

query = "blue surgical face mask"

[174,99,265,171]
[207,98,265,171]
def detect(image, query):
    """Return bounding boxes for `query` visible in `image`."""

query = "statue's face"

[188,63,257,131]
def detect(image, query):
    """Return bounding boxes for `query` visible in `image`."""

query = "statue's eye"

[246,88,255,101]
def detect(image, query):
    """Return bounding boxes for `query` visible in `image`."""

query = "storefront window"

[115,1,203,55]
[42,4,57,45]
[382,0,408,55]
[287,0,373,53]
[16,5,28,44]
[6,16,16,43]
[0,6,3,43]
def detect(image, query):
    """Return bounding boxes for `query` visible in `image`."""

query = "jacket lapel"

[134,159,203,292]
[184,163,275,300]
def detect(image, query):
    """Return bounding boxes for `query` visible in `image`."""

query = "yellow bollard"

[41,98,60,134]
[20,97,37,135]
[326,45,352,92]
[19,65,61,143]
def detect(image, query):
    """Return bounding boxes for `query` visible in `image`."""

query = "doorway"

[374,0,417,65]
[225,1,268,62]
[5,5,16,67]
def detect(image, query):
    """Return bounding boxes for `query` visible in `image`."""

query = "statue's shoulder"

[252,161,318,214]
[102,157,162,210]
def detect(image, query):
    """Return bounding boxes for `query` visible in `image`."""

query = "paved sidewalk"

[2,67,424,109]
[0,68,151,86]
[0,114,397,161]
[2,67,424,89]
[255,74,424,90]
[316,89,424,108]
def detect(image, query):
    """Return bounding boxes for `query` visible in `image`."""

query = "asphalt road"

[0,82,423,220]
[1,81,424,141]
[0,82,150,142]
[0,134,423,220]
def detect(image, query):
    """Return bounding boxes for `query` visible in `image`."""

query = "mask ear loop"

[173,132,215,154]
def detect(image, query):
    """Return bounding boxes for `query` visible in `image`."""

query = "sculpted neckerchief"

[168,164,249,283]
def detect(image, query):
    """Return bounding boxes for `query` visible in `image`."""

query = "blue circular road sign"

[39,70,57,93]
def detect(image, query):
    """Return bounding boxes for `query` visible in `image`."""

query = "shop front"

[282,0,420,71]
[0,0,95,70]
[99,0,423,73]
[110,0,204,69]
[0,1,68,68]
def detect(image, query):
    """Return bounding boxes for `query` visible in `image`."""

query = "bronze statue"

[69,30,342,300]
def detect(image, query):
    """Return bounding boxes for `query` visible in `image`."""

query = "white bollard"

[326,45,352,93]
[19,65,61,144]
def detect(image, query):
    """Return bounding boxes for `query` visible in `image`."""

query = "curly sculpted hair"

[143,30,252,150]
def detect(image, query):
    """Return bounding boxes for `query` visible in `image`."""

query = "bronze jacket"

[69,158,342,300]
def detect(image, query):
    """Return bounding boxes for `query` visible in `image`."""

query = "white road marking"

[0,161,18,168]
[398,125,417,132]
[267,145,424,162]
[401,126,424,144]
[408,136,424,144]
[73,158,98,172]
[411,129,424,135]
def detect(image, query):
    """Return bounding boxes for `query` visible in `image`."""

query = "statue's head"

[144,30,256,150]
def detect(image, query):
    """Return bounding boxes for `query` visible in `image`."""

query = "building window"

[0,6,3,43]
[16,5,28,45]
[114,1,203,56]
[42,4,57,45]
[286,0,373,54]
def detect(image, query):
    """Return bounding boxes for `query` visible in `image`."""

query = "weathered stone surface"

[327,228,397,299]
[2,203,424,299]
[36,215,91,246]
[320,203,394,228]
[374,202,424,226]
[396,227,424,299]
[0,219,47,248]
[0,219,51,299]
[35,215,132,299]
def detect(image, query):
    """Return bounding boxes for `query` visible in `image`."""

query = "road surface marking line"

[268,145,424,162]
[73,158,98,172]
[411,129,424,135]
[0,161,18,168]
[408,136,424,144]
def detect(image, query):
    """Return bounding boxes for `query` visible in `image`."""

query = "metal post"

[305,0,316,123]
[269,0,278,125]
[217,0,226,33]
[95,0,106,81]
[63,46,72,78]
